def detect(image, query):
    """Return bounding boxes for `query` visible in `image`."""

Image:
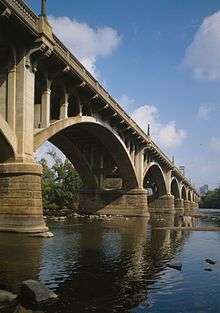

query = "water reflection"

[0,234,42,292]
[0,212,219,313]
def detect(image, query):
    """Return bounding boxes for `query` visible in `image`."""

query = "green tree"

[201,186,220,209]
[38,150,83,211]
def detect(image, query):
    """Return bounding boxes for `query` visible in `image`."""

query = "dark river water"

[0,210,220,313]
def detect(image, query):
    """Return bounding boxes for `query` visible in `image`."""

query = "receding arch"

[171,177,180,199]
[188,190,192,202]
[143,163,167,202]
[181,185,187,200]
[34,116,138,189]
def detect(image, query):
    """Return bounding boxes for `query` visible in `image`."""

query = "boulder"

[205,258,216,265]
[21,280,58,304]
[167,262,182,271]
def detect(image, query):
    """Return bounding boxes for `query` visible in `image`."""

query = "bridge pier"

[174,198,184,213]
[148,194,175,213]
[0,163,48,233]
[78,188,149,217]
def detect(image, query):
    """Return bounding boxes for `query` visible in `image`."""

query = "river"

[0,209,220,312]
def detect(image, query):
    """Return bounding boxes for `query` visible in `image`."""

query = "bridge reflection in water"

[0,214,192,313]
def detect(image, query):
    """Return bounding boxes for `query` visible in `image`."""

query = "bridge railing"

[1,0,38,29]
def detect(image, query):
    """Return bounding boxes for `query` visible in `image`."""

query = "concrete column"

[183,200,191,213]
[7,65,16,130]
[135,147,144,188]
[174,198,184,213]
[0,163,48,233]
[78,188,149,217]
[15,55,35,162]
[131,145,135,164]
[41,88,51,128]
[165,170,172,195]
[59,92,68,119]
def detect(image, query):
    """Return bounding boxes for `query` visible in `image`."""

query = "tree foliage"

[201,187,220,209]
[39,151,83,210]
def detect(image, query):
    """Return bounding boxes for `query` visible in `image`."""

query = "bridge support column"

[149,194,175,213]
[174,198,184,213]
[183,200,191,214]
[193,202,199,209]
[190,202,199,212]
[0,163,48,233]
[78,188,149,217]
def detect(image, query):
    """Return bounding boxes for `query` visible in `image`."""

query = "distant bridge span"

[0,0,199,233]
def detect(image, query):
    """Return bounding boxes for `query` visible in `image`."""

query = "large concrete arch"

[171,177,180,199]
[0,115,17,162]
[34,116,139,189]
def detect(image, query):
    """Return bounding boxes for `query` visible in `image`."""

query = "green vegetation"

[39,151,83,210]
[201,187,220,209]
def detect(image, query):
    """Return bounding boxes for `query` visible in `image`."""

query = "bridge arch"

[143,162,167,203]
[188,190,192,202]
[181,185,187,200]
[34,116,139,190]
[170,177,180,199]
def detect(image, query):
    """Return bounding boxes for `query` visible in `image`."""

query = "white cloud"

[118,94,136,112]
[209,137,220,151]
[49,16,121,77]
[184,11,220,80]
[130,103,186,149]
[197,104,216,119]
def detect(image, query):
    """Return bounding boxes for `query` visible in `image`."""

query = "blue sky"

[28,0,220,189]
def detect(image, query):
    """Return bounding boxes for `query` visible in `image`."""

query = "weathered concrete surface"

[174,198,184,213]
[0,163,48,233]
[78,189,149,217]
[149,195,175,213]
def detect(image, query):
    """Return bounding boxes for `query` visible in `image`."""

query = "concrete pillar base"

[191,202,199,210]
[0,163,48,233]
[149,194,175,214]
[184,200,198,215]
[78,188,149,217]
[174,198,184,213]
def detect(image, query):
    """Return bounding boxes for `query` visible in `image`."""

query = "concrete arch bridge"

[0,0,199,232]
